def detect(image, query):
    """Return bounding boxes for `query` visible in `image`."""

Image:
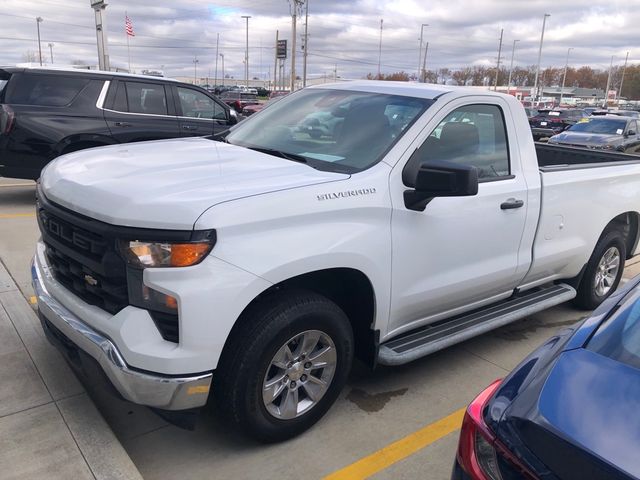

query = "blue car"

[452,276,640,480]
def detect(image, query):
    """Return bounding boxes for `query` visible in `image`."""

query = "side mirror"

[404,160,478,212]
[228,109,239,125]
[627,130,636,137]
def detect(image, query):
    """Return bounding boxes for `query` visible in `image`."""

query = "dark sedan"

[529,109,586,140]
[452,275,640,480]
[548,116,640,153]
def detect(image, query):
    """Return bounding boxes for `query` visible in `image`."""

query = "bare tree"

[22,51,38,63]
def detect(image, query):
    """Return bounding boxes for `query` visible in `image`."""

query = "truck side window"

[412,104,510,180]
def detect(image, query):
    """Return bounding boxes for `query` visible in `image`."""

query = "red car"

[242,97,284,116]
[219,91,259,112]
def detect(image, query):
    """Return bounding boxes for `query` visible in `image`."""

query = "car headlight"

[119,240,214,268]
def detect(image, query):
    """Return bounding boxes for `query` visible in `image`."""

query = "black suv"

[529,108,586,140]
[0,67,237,180]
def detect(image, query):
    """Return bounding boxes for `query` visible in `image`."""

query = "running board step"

[378,283,576,366]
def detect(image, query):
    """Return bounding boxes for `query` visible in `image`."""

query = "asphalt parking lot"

[2,176,640,480]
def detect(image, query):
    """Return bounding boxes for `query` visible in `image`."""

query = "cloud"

[0,0,637,82]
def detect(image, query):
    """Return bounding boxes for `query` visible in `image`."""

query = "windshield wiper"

[244,146,308,164]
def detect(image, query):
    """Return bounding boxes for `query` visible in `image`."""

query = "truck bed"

[536,143,640,170]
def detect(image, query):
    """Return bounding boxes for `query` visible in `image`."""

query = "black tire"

[574,229,626,309]
[213,290,354,442]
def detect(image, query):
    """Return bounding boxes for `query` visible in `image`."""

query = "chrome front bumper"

[32,256,212,411]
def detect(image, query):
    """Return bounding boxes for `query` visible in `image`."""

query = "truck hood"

[550,131,622,147]
[41,137,349,229]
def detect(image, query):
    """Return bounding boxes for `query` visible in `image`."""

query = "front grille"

[35,187,208,344]
[38,205,128,314]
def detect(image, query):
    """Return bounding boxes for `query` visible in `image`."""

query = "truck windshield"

[226,88,433,173]
[568,118,627,135]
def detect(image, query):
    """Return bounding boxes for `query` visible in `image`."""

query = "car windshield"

[568,118,627,134]
[588,288,640,370]
[225,88,432,173]
[536,110,566,118]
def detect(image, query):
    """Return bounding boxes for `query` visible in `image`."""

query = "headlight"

[119,241,214,268]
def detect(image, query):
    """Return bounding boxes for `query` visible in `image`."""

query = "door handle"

[113,121,131,127]
[501,199,524,210]
[182,125,198,131]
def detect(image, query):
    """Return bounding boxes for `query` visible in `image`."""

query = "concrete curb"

[0,259,143,480]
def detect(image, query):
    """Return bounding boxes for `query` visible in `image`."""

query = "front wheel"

[574,230,626,309]
[213,291,354,442]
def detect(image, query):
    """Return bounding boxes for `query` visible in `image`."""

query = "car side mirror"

[403,160,478,212]
[627,130,636,137]
[228,109,239,125]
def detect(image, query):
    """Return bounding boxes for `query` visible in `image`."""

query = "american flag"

[125,15,135,37]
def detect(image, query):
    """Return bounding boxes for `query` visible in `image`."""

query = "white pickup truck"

[32,81,640,441]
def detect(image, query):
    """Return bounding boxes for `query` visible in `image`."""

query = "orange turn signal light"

[170,243,212,267]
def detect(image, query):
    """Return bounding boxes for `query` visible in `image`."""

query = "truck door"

[388,98,531,336]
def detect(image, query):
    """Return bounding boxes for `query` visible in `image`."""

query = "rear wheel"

[574,230,626,309]
[213,291,354,442]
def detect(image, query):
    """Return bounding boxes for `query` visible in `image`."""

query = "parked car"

[592,109,640,119]
[529,108,587,140]
[269,90,289,100]
[241,97,283,116]
[452,274,640,480]
[548,116,640,153]
[523,107,538,119]
[0,66,237,180]
[219,91,260,112]
[34,82,640,443]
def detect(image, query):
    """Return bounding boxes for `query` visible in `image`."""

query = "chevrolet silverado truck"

[32,81,640,442]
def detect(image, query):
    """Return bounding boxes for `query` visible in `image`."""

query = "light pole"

[532,13,550,105]
[377,18,383,78]
[193,57,199,84]
[494,28,504,91]
[559,47,573,106]
[604,55,614,108]
[36,17,43,66]
[417,23,428,82]
[214,33,219,86]
[90,0,110,71]
[507,39,519,90]
[302,0,309,88]
[219,53,225,86]
[421,42,429,83]
[619,51,629,106]
[241,15,251,86]
[48,43,54,64]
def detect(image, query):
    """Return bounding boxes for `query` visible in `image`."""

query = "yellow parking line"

[323,407,466,480]
[0,213,36,219]
[0,183,34,188]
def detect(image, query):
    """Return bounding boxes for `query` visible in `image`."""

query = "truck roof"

[310,80,503,101]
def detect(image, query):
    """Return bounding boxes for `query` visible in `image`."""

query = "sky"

[0,0,638,83]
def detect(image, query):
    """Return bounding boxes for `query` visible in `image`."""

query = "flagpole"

[126,12,132,72]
